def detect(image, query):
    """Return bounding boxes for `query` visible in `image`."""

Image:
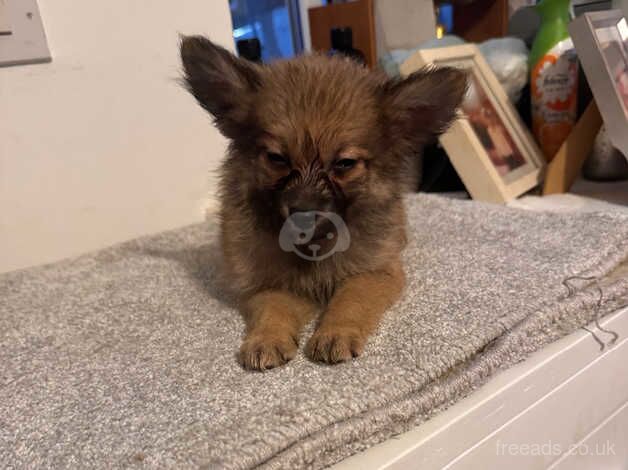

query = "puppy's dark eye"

[334,158,357,171]
[266,152,289,166]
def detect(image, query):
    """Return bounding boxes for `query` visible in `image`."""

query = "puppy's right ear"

[180,35,261,138]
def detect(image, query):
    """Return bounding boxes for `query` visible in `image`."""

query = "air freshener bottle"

[529,0,578,161]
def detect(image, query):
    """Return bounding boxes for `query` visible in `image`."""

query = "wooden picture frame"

[401,44,546,203]
[569,10,628,160]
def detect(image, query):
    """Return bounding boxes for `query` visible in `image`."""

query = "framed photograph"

[400,44,545,204]
[569,10,628,160]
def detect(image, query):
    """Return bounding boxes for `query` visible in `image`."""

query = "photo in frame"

[569,9,628,160]
[401,44,545,203]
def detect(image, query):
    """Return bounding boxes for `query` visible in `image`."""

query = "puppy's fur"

[180,37,467,370]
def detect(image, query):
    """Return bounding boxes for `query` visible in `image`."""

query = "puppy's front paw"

[305,327,365,364]
[239,333,298,371]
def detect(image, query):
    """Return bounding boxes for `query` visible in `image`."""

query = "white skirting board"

[333,305,628,469]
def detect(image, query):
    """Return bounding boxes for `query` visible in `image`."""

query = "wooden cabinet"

[452,0,509,42]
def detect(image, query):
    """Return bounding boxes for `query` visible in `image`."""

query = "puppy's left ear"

[180,35,261,139]
[381,67,468,147]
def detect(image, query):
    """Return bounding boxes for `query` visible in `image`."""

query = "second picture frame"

[401,44,546,203]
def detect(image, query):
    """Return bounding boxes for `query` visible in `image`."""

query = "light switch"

[0,0,51,67]
[0,0,12,36]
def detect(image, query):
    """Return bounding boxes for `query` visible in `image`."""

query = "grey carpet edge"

[0,222,211,280]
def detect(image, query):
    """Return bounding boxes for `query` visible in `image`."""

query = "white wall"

[0,0,233,273]
[374,0,436,57]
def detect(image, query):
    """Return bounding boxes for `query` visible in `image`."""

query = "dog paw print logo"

[279,211,350,261]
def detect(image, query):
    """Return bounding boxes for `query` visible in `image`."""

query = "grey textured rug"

[1,194,628,469]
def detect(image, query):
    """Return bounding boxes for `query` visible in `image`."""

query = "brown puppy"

[180,36,467,370]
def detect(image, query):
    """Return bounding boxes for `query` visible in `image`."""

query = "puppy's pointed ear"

[381,67,468,147]
[180,35,261,138]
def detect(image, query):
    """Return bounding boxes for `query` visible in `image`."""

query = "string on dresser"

[562,275,624,351]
